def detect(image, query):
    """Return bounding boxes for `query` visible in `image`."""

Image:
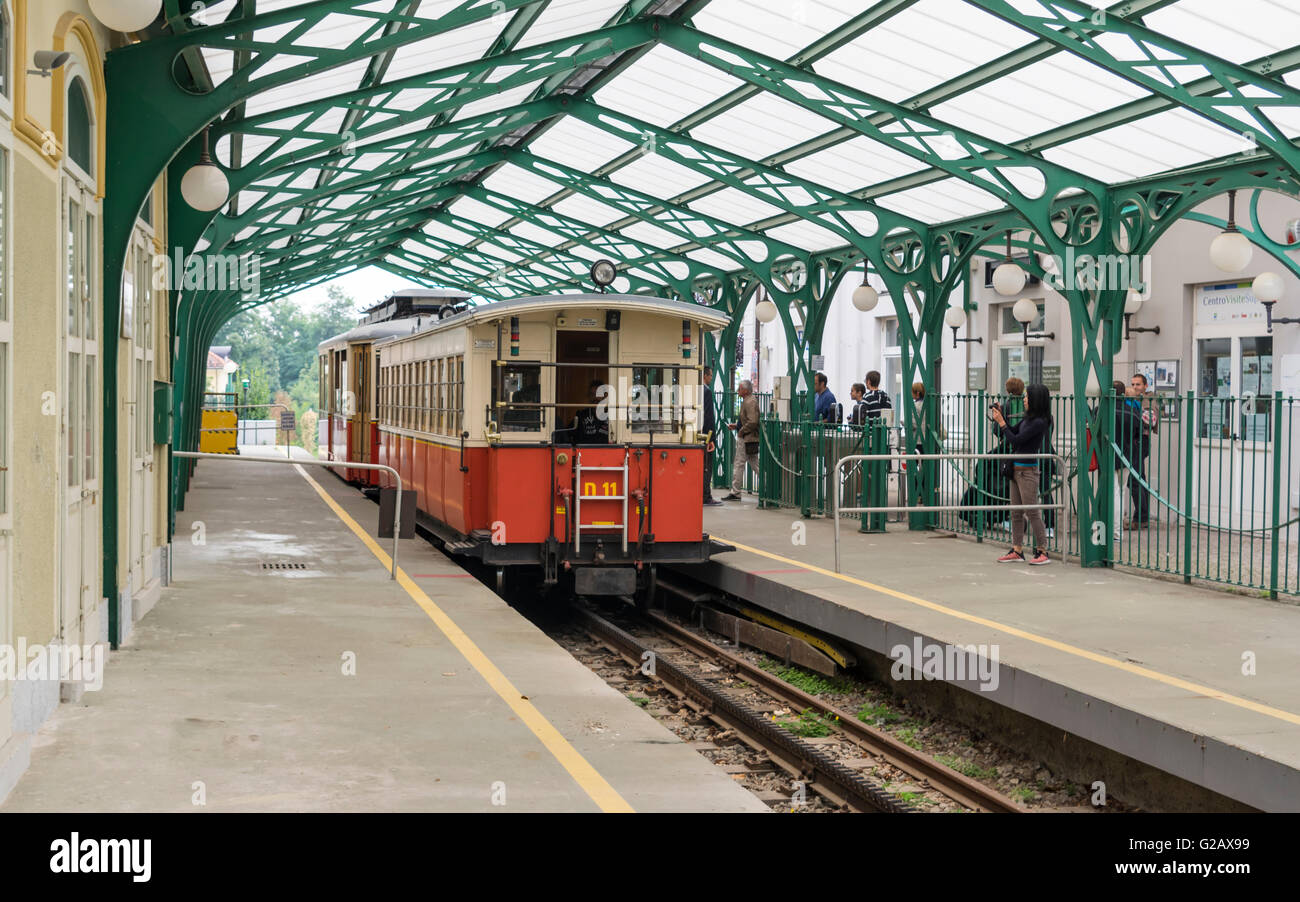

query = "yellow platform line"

[296,465,634,813]
[717,537,1300,728]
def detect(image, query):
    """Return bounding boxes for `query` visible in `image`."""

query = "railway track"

[572,602,1023,814]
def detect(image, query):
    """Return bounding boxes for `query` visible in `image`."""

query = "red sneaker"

[1028,550,1050,566]
[996,550,1024,563]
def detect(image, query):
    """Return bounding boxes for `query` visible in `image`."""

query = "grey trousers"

[1010,466,1047,550]
[732,443,759,493]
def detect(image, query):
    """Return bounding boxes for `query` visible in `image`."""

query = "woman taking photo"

[989,383,1052,565]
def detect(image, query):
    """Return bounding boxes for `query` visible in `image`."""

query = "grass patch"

[896,726,921,749]
[936,754,998,781]
[758,659,853,695]
[774,708,836,738]
[627,696,649,707]
[856,701,905,726]
[1010,786,1036,803]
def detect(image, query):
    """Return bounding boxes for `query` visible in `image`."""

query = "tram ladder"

[574,449,630,556]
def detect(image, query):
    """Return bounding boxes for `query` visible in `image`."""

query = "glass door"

[63,177,100,646]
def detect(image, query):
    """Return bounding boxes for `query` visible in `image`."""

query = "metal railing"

[832,451,1070,573]
[174,451,404,580]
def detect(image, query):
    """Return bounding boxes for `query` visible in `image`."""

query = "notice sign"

[1196,281,1265,326]
[280,410,296,431]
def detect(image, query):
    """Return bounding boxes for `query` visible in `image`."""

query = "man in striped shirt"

[850,370,893,423]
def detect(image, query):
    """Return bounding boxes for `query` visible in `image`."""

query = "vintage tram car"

[318,288,471,484]
[320,291,731,599]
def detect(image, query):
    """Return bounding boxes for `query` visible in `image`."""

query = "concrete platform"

[1,450,765,813]
[683,498,1300,812]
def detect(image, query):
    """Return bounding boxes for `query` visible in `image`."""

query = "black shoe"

[722,493,742,501]
[704,498,723,506]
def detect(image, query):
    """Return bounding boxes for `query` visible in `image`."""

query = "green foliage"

[213,284,360,454]
[856,701,905,725]
[936,754,998,781]
[1010,786,1036,802]
[757,658,853,695]
[774,708,836,738]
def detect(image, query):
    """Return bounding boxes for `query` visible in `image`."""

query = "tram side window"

[494,363,543,432]
[628,365,681,434]
[416,361,426,433]
[453,356,463,435]
[439,356,449,434]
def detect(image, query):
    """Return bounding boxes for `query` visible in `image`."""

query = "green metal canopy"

[97,0,1300,637]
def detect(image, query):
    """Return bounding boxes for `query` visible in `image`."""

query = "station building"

[0,0,172,797]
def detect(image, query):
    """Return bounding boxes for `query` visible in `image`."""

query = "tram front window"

[495,363,543,432]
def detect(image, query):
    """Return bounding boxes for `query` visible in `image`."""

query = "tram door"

[62,178,101,647]
[351,343,371,462]
[556,331,609,433]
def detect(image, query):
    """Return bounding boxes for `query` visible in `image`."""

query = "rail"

[173,451,404,580]
[832,452,1069,573]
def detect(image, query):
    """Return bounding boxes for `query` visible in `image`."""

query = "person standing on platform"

[702,366,721,506]
[860,371,893,422]
[1125,373,1156,527]
[723,380,760,501]
[990,383,1053,565]
[847,383,869,425]
[813,372,839,423]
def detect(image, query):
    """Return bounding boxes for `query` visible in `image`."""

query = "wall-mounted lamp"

[1253,271,1298,333]
[1013,297,1054,346]
[28,51,71,78]
[1123,289,1160,340]
[943,305,982,349]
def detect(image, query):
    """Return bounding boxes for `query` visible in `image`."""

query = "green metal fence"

[738,391,1299,598]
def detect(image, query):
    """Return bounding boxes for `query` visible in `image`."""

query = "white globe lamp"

[89,0,163,33]
[1252,271,1284,303]
[852,283,879,312]
[1209,189,1253,273]
[181,127,230,213]
[1124,289,1144,316]
[1012,297,1039,326]
[754,297,778,324]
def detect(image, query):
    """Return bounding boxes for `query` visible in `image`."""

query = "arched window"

[67,76,93,175]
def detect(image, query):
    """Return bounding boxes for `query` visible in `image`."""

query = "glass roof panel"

[525,116,640,175]
[817,0,1040,105]
[591,45,745,129]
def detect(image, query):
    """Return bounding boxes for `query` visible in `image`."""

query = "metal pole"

[1270,391,1283,600]
[173,451,403,580]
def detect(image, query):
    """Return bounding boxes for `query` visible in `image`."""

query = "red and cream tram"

[321,288,731,599]
[318,289,470,484]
